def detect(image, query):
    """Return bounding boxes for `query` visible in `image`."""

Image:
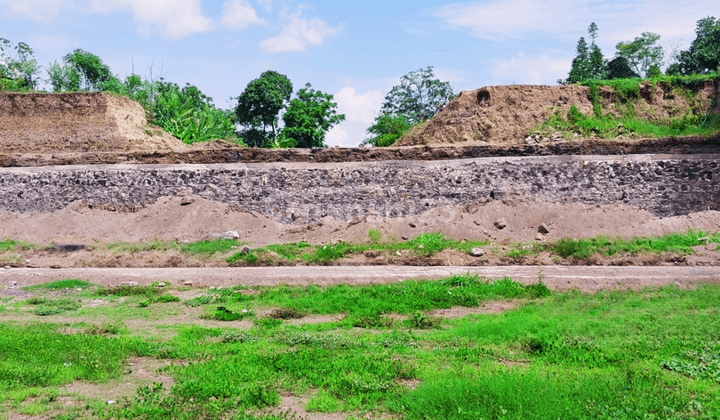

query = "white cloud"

[431,0,593,41]
[221,0,265,29]
[492,52,571,85]
[89,0,213,39]
[0,0,66,20]
[325,87,384,147]
[257,0,272,12]
[260,7,342,53]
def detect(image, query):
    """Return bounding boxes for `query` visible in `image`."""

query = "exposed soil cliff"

[0,92,187,153]
[396,80,720,147]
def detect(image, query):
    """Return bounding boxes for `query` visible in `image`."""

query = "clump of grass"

[28,298,81,316]
[96,285,163,297]
[226,232,490,266]
[550,229,717,259]
[268,307,305,319]
[23,279,90,291]
[206,306,254,322]
[84,321,125,335]
[0,239,38,251]
[106,239,179,253]
[180,238,240,255]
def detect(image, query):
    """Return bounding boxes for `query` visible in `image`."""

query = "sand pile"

[0,92,187,153]
[396,80,720,147]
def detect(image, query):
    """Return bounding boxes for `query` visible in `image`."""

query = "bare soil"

[0,196,718,268]
[0,92,187,154]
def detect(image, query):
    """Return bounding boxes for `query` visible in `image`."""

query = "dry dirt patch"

[0,92,187,154]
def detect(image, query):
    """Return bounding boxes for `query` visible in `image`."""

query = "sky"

[1,0,717,146]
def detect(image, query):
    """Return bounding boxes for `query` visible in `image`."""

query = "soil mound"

[396,81,720,147]
[0,92,188,153]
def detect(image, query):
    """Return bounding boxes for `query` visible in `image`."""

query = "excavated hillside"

[396,80,720,147]
[0,92,188,153]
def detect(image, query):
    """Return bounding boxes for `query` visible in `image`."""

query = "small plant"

[269,307,305,319]
[209,306,253,321]
[84,321,124,335]
[220,330,257,343]
[368,229,382,243]
[405,310,441,329]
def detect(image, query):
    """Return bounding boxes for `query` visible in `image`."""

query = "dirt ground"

[2,195,719,246]
[0,92,187,154]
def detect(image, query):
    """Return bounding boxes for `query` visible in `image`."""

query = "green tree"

[234,71,293,147]
[47,49,115,92]
[564,23,606,83]
[0,38,40,90]
[362,114,411,147]
[615,32,664,78]
[282,83,345,148]
[605,56,639,79]
[566,36,591,83]
[670,16,720,75]
[379,66,455,126]
[150,81,237,144]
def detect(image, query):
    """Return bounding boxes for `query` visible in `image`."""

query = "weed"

[23,279,89,291]
[367,229,382,243]
[96,285,163,297]
[181,238,239,255]
[208,306,253,322]
[306,390,340,412]
[269,307,305,320]
[84,321,124,335]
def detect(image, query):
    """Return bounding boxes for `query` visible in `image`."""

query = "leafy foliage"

[379,66,455,126]
[234,71,293,147]
[362,113,411,147]
[564,24,607,83]
[0,37,40,91]
[47,49,113,92]
[282,83,345,148]
[615,32,664,78]
[669,16,720,75]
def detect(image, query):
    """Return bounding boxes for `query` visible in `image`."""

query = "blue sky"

[1,0,716,146]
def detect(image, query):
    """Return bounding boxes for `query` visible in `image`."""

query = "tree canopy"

[234,71,293,147]
[364,67,454,147]
[379,66,455,126]
[47,49,114,92]
[669,16,720,75]
[0,37,40,90]
[615,32,664,78]
[282,83,345,148]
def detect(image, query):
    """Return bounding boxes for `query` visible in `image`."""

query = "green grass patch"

[96,285,164,297]
[0,239,38,252]
[180,238,240,255]
[4,280,720,419]
[226,232,490,266]
[549,229,718,259]
[106,239,179,253]
[22,279,90,291]
[531,74,720,140]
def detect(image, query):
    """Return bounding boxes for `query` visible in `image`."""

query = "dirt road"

[3,266,720,293]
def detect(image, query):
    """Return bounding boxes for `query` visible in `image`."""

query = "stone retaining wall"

[1,154,718,223]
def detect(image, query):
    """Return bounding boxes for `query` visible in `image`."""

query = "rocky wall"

[1,154,718,223]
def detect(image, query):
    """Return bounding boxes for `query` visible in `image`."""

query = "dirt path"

[3,266,720,293]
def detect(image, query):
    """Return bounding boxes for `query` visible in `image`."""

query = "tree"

[0,38,40,90]
[47,49,115,92]
[671,16,720,75]
[615,32,664,78]
[282,83,345,148]
[234,71,293,147]
[605,56,639,79]
[362,114,411,147]
[379,66,455,126]
[564,23,606,83]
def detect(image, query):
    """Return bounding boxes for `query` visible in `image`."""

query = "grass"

[0,239,37,252]
[22,279,90,291]
[3,278,720,419]
[227,232,490,266]
[180,238,240,255]
[530,73,720,140]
